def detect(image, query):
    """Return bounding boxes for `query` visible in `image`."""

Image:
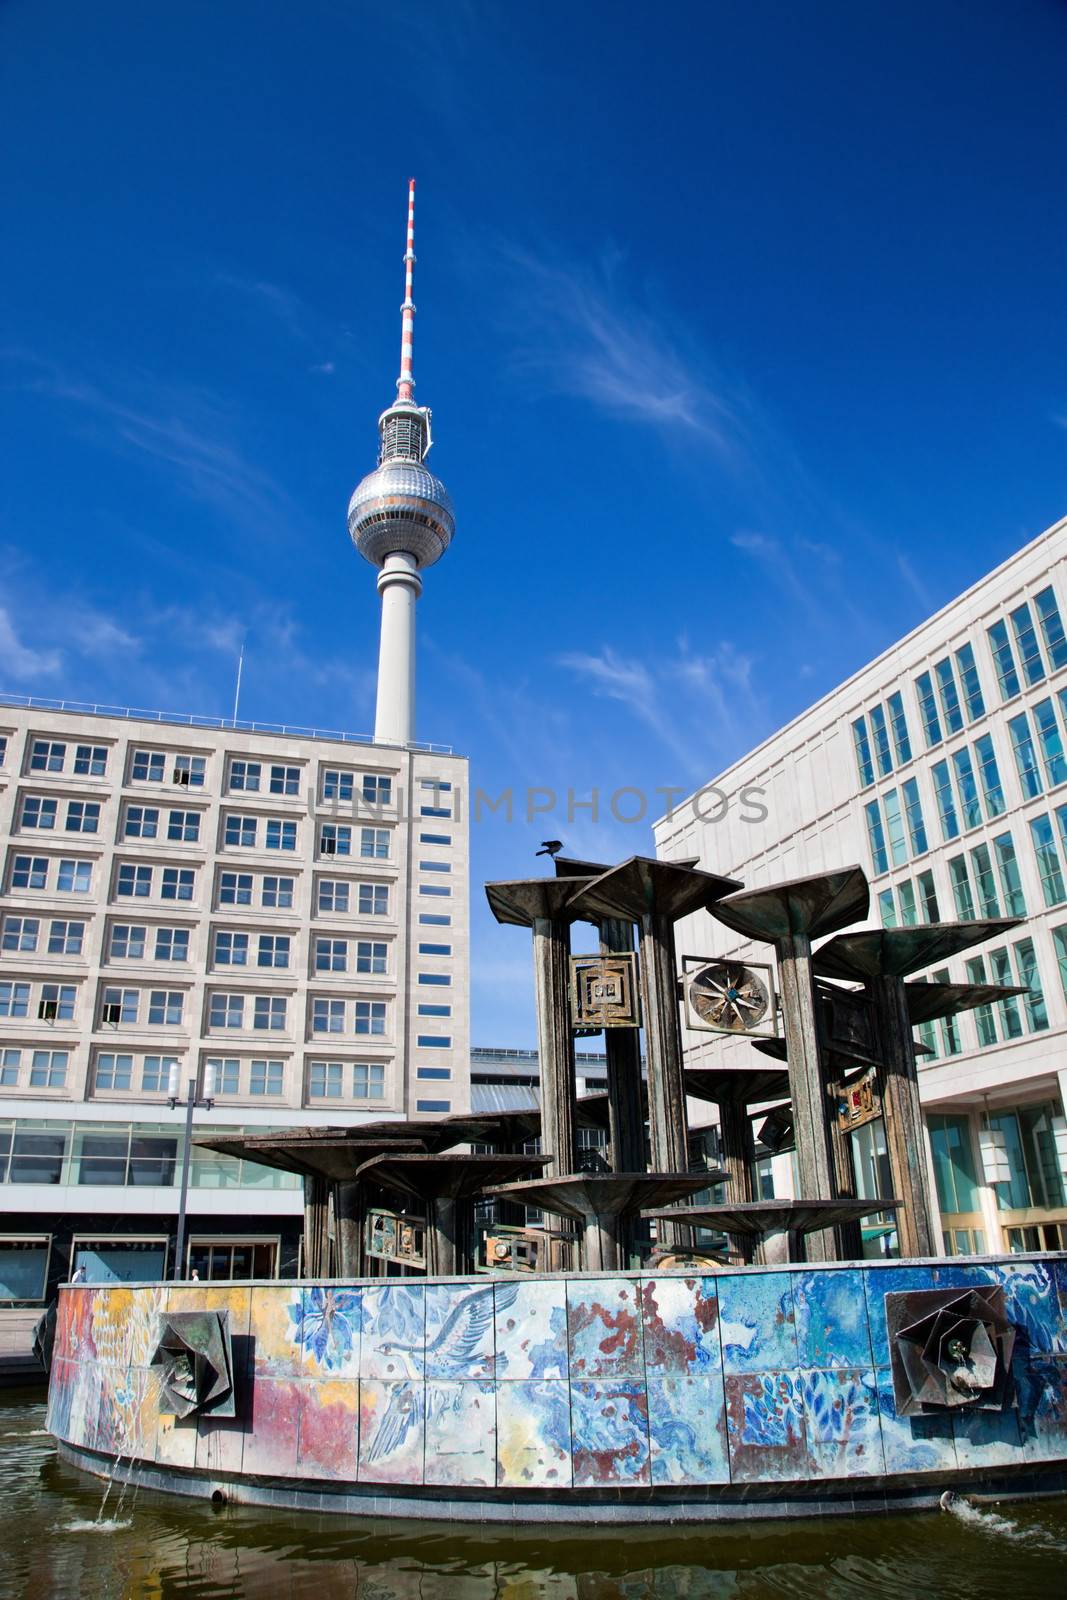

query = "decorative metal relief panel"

[569,954,640,1029]
[885,1285,1016,1416]
[682,956,778,1037]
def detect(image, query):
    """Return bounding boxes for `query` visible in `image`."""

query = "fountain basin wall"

[46,1255,1067,1523]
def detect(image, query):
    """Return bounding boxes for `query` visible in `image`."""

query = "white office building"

[655,512,1067,1259]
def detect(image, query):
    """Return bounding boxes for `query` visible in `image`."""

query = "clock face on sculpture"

[683,957,778,1037]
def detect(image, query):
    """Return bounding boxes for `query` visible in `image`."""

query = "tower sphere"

[348,451,455,571]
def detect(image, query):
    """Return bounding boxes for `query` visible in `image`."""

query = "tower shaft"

[374,553,421,745]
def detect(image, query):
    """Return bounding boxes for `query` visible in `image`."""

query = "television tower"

[347,180,456,746]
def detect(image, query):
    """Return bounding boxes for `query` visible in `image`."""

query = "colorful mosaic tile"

[358,1378,425,1483]
[798,1367,883,1478]
[155,1408,198,1469]
[424,1379,496,1486]
[993,1261,1067,1356]
[717,1273,797,1375]
[291,1287,362,1378]
[640,1277,720,1376]
[1015,1352,1067,1462]
[494,1280,568,1380]
[245,1285,302,1379]
[495,1379,572,1488]
[571,1379,650,1486]
[195,1412,245,1475]
[793,1269,873,1370]
[360,1285,426,1380]
[424,1283,499,1379]
[567,1278,643,1379]
[952,1401,1023,1468]
[647,1374,729,1485]
[724,1371,807,1482]
[862,1266,931,1368]
[296,1378,360,1480]
[873,1369,956,1474]
[241,1376,302,1477]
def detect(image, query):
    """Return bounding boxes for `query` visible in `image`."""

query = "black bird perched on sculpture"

[536,840,563,858]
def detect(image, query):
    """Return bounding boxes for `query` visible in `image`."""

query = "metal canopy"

[567,856,741,926]
[709,866,870,944]
[353,1151,550,1201]
[904,980,1031,1025]
[813,921,1022,982]
[192,1133,429,1182]
[484,876,594,928]
[752,1035,882,1076]
[641,1198,901,1236]
[681,1064,791,1105]
[484,1170,719,1221]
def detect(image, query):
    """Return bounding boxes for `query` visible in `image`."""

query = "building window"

[110,924,146,960]
[48,920,84,956]
[29,1049,68,1088]
[1032,698,1067,788]
[896,879,918,926]
[954,643,985,721]
[131,749,166,783]
[353,1062,385,1099]
[988,946,1024,1039]
[2,917,39,953]
[965,954,998,1047]
[934,658,964,735]
[95,1053,133,1092]
[142,1055,176,1093]
[992,833,1026,917]
[261,876,294,909]
[947,856,975,921]
[209,993,244,1030]
[1010,602,1046,687]
[250,1058,284,1095]
[253,996,286,1031]
[928,1114,980,1213]
[225,815,257,849]
[228,759,261,792]
[420,859,451,874]
[173,754,207,787]
[931,968,962,1056]
[117,864,153,900]
[322,769,353,802]
[1012,937,1047,1032]
[39,982,75,1021]
[214,931,248,966]
[147,990,183,1026]
[154,928,189,962]
[950,748,982,830]
[969,843,1000,917]
[161,868,195,902]
[852,716,876,787]
[57,859,92,894]
[973,733,1005,817]
[317,879,349,914]
[418,972,451,987]
[417,1034,451,1049]
[207,1056,241,1094]
[0,1048,20,1086]
[269,764,300,797]
[901,777,927,855]
[420,884,452,898]
[30,740,66,773]
[419,913,451,927]
[21,796,57,831]
[417,1098,451,1113]
[360,827,390,860]
[419,833,452,846]
[930,760,959,842]
[881,788,906,867]
[987,619,1021,701]
[355,1000,386,1036]
[1034,585,1067,671]
[356,940,387,975]
[417,1066,451,1079]
[916,869,940,922]
[309,1060,343,1098]
[320,823,351,857]
[125,806,158,839]
[257,934,289,969]
[362,775,392,806]
[186,1239,279,1279]
[219,871,253,906]
[418,1003,451,1017]
[1029,813,1067,907]
[869,704,893,777]
[358,884,389,917]
[915,671,942,748]
[1008,713,1042,799]
[11,855,48,890]
[1051,925,1067,1008]
[877,888,896,928]
[65,800,100,834]
[420,805,451,819]
[0,982,30,1018]
[102,986,139,1025]
[418,941,451,956]
[167,809,201,843]
[265,819,297,851]
[864,800,888,875]
[314,937,348,973]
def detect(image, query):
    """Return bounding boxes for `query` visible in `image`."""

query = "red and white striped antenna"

[397,178,416,401]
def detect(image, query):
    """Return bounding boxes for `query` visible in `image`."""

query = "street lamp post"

[168,1062,216,1281]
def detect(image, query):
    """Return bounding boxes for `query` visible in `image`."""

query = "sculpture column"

[868,974,940,1258]
[531,912,579,1178]
[600,916,646,1175]
[302,1175,330,1277]
[776,934,840,1263]
[334,1181,364,1276]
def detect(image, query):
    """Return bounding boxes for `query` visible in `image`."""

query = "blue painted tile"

[798,1368,883,1478]
[952,1402,1024,1468]
[932,1262,998,1289]
[717,1272,797,1375]
[358,1378,425,1483]
[793,1269,874,1369]
[570,1379,650,1485]
[424,1379,496,1486]
[424,1283,497,1378]
[647,1374,729,1485]
[496,1379,572,1487]
[291,1286,362,1378]
[1014,1353,1067,1461]
[639,1276,721,1376]
[873,1368,956,1474]
[862,1266,934,1368]
[993,1261,1067,1356]
[494,1280,568,1380]
[359,1285,425,1380]
[567,1278,643,1379]
[724,1371,807,1482]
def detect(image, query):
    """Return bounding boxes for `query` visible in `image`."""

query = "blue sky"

[1,1,1065,1045]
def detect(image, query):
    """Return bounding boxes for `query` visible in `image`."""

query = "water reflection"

[1,1389,1065,1600]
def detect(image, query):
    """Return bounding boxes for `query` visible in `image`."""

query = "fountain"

[44,855,1067,1521]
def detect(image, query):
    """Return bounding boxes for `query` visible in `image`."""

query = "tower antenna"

[397,178,416,402]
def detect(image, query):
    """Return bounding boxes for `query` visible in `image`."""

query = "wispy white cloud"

[895,550,935,612]
[0,606,61,680]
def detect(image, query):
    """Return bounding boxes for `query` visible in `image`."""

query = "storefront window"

[0,1237,50,1302]
[927,1113,980,1213]
[72,1239,167,1283]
